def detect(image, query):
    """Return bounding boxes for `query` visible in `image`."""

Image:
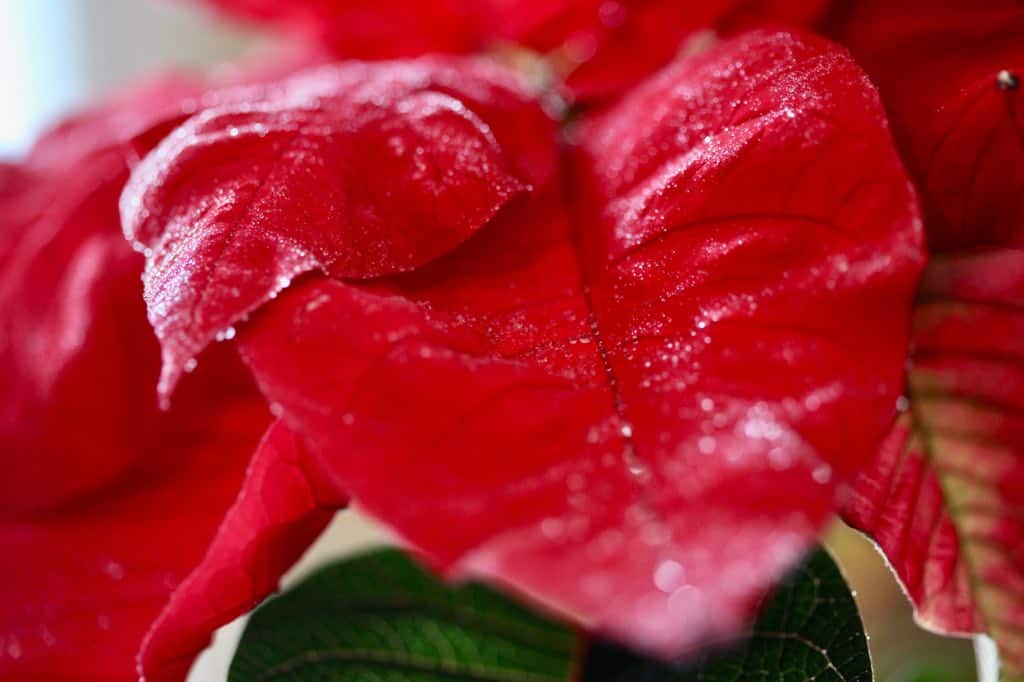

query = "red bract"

[1,75,199,511]
[7,0,956,674]
[832,0,1024,252]
[0,343,270,681]
[119,30,923,656]
[489,0,829,102]
[834,1,1024,672]
[122,58,540,400]
[193,0,828,102]
[139,419,347,682]
[0,82,345,681]
[844,251,1024,675]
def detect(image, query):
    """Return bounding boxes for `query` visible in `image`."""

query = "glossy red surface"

[122,58,538,401]
[235,31,922,657]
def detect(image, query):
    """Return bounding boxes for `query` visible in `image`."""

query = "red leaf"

[831,0,1024,252]
[0,68,285,510]
[194,0,827,104]
[138,419,347,682]
[0,77,202,512]
[491,0,829,102]
[843,251,1024,675]
[235,30,923,656]
[122,58,542,401]
[0,83,342,681]
[0,344,273,682]
[832,2,1024,672]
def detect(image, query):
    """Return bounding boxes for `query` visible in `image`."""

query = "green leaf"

[230,548,870,682]
[228,549,578,682]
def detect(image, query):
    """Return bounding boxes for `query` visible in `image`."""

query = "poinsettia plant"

[2,0,1022,680]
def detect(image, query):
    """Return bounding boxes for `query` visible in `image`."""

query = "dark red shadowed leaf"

[0,66,291,511]
[831,0,1024,252]
[491,0,829,103]
[0,76,204,512]
[190,0,486,59]
[122,57,544,401]
[1,83,341,681]
[138,419,348,682]
[0,343,272,682]
[0,175,157,512]
[236,30,923,657]
[842,253,1024,676]
[194,0,827,105]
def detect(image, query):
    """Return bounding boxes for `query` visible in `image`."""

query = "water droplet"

[812,464,832,484]
[304,293,330,313]
[653,559,686,593]
[700,397,715,412]
[40,627,56,647]
[896,395,910,412]
[228,126,240,137]
[768,447,793,470]
[997,69,1019,90]
[627,460,649,479]
[269,402,285,417]
[183,358,198,373]
[624,444,650,481]
[619,422,633,438]
[698,436,716,454]
[214,326,237,342]
[803,394,822,411]
[103,560,125,581]
[667,584,705,616]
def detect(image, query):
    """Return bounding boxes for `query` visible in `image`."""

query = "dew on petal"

[653,559,686,593]
[812,463,832,484]
[997,69,1019,90]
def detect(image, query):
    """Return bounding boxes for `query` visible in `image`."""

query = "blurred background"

[0,1,980,680]
[0,0,260,156]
